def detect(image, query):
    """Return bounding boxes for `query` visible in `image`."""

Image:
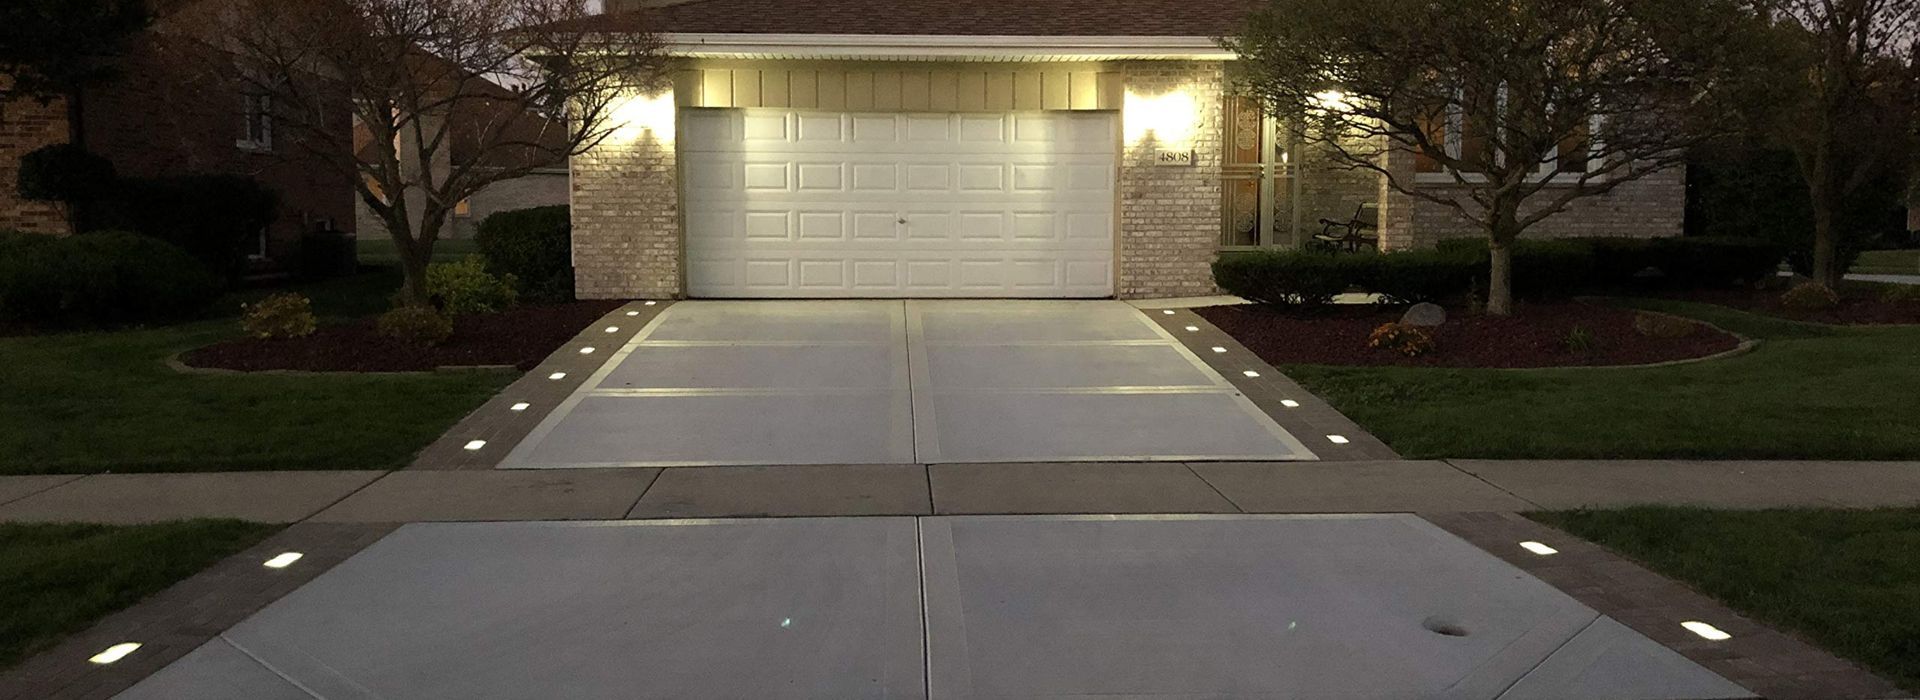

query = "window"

[238,94,272,152]
[1414,88,1598,183]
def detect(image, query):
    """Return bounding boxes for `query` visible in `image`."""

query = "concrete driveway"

[117,516,1752,699]
[500,300,1314,468]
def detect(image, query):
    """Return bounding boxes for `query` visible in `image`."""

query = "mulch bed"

[180,300,626,372]
[1665,284,1920,325]
[1195,302,1742,369]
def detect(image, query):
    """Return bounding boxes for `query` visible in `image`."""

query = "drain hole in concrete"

[1422,616,1469,637]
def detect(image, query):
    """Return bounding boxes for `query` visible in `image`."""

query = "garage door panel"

[684,108,1114,298]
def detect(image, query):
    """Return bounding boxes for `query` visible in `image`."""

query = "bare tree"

[1229,0,1767,315]
[193,0,665,305]
[1768,0,1919,285]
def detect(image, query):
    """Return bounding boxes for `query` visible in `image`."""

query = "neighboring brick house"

[0,0,354,260]
[566,0,1685,300]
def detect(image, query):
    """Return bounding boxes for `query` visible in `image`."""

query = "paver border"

[406,300,673,470]
[1425,512,1910,700]
[0,522,398,700]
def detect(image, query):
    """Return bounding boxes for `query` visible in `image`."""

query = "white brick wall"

[1117,61,1226,299]
[571,105,680,300]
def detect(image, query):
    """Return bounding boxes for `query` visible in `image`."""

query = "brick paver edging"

[408,300,674,470]
[0,522,398,700]
[1149,307,1401,461]
[1425,512,1910,700]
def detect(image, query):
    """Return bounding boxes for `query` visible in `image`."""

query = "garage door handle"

[897,218,907,224]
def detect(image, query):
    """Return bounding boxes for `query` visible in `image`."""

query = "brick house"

[0,0,354,261]
[567,0,1684,300]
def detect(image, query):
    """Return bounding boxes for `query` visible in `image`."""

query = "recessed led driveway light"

[90,643,140,664]
[1519,541,1558,556]
[1162,310,1175,315]
[1211,346,1226,353]
[1681,621,1731,641]
[1326,435,1350,444]
[1280,399,1300,408]
[644,301,657,306]
[625,311,639,316]
[549,372,567,380]
[605,326,619,333]
[464,440,487,451]
[510,402,531,411]
[264,552,303,568]
[1184,326,1199,332]
[1243,370,1261,378]
[579,347,596,355]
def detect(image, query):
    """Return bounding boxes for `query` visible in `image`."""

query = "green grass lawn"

[0,520,277,669]
[1534,507,1920,692]
[1286,301,1920,459]
[0,270,513,474]
[1853,249,1919,276]
[354,237,476,267]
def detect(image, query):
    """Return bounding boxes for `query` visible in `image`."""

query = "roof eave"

[659,33,1235,60]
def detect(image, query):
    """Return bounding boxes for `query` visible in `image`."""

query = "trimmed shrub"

[240,293,317,339]
[1367,322,1435,357]
[1353,249,1479,304]
[1632,312,1698,339]
[1434,238,1597,298]
[100,175,279,282]
[426,255,518,315]
[1213,249,1353,307]
[474,205,573,302]
[0,231,221,328]
[376,306,453,345]
[297,230,357,281]
[16,144,117,205]
[1779,282,1840,311]
[1652,237,1784,288]
[1585,238,1661,284]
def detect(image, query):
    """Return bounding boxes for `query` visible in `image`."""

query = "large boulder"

[1400,302,1447,327]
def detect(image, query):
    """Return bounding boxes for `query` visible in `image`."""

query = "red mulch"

[1194,302,1742,369]
[181,300,627,372]
[1665,284,1920,326]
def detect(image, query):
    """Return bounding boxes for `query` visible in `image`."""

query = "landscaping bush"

[1213,249,1354,307]
[1434,238,1597,298]
[1564,325,1595,354]
[1780,282,1840,311]
[376,305,453,345]
[0,231,220,328]
[296,230,357,281]
[101,175,279,282]
[1881,284,1920,304]
[1367,322,1435,357]
[240,293,316,339]
[426,255,517,315]
[474,205,573,302]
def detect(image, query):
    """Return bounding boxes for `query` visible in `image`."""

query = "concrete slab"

[924,391,1311,462]
[645,300,901,343]
[922,343,1217,389]
[119,638,314,700]
[309,470,659,522]
[1191,461,1538,512]
[0,471,383,524]
[628,465,931,518]
[929,463,1237,514]
[1449,460,1920,509]
[913,301,1165,344]
[0,474,82,506]
[599,343,898,390]
[919,515,1749,699]
[505,392,915,467]
[118,519,927,700]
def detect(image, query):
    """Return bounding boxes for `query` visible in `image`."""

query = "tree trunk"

[1486,238,1514,316]
[1810,198,1840,287]
[388,208,447,308]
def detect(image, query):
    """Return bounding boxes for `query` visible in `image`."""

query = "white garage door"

[681,109,1117,298]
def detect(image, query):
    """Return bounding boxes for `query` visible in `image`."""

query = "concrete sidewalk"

[4,459,1918,524]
